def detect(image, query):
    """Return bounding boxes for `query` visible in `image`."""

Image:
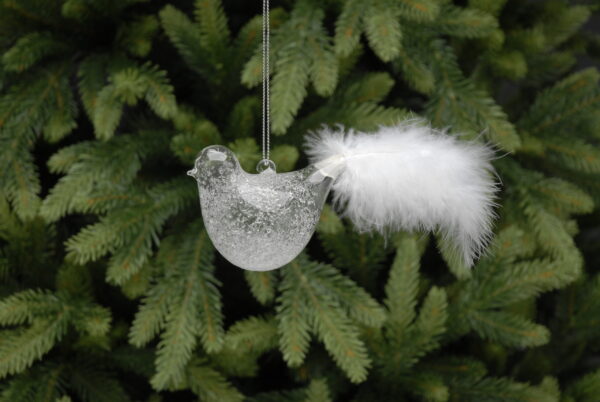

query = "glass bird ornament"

[188,122,499,271]
[187,145,340,271]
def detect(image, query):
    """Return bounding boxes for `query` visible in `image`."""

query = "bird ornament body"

[187,145,337,271]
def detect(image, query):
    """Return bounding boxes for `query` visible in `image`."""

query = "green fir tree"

[1,0,600,401]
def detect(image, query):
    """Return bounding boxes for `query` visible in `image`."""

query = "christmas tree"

[1,0,600,400]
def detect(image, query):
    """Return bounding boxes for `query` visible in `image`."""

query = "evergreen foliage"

[1,0,600,400]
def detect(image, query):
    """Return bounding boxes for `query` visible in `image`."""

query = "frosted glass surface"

[188,145,333,271]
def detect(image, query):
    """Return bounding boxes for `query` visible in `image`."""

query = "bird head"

[187,145,239,188]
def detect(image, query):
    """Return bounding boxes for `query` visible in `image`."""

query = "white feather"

[304,121,499,267]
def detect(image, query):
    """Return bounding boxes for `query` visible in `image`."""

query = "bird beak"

[187,168,199,179]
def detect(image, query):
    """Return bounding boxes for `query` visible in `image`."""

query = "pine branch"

[304,379,332,402]
[222,316,278,355]
[78,54,110,121]
[91,62,176,140]
[110,346,155,379]
[150,273,200,390]
[308,30,338,97]
[466,310,549,348]
[0,64,71,219]
[525,51,576,86]
[489,226,536,263]
[141,63,177,120]
[61,0,145,18]
[299,102,409,136]
[42,74,77,143]
[171,109,222,164]
[447,376,558,401]
[225,96,259,140]
[194,0,231,60]
[425,41,521,151]
[279,256,372,383]
[188,241,224,354]
[291,73,408,136]
[310,297,371,383]
[241,8,304,89]
[522,203,580,259]
[0,318,69,378]
[487,49,528,80]
[230,15,264,74]
[401,372,449,402]
[316,204,344,236]
[243,2,338,134]
[334,0,363,57]
[363,0,402,62]
[270,145,299,172]
[67,359,130,402]
[0,289,114,380]
[270,45,310,134]
[392,45,435,94]
[119,262,152,299]
[117,15,159,58]
[421,355,488,382]
[0,363,65,402]
[245,271,277,305]
[556,274,600,341]
[532,178,594,215]
[129,281,173,347]
[566,369,600,402]
[144,225,224,390]
[544,138,600,174]
[498,160,583,260]
[468,0,508,16]
[384,234,421,330]
[340,72,396,104]
[518,68,600,137]
[300,258,386,328]
[71,304,111,337]
[42,131,169,221]
[276,262,312,367]
[436,232,472,280]
[228,137,261,172]
[247,389,306,402]
[186,358,244,402]
[397,0,440,22]
[539,3,590,49]
[413,287,448,353]
[55,263,93,299]
[65,178,194,285]
[384,287,448,373]
[0,139,40,220]
[0,289,55,326]
[433,6,498,38]
[159,5,213,77]
[319,228,388,289]
[91,87,124,141]
[61,0,93,20]
[470,259,580,310]
[2,31,69,72]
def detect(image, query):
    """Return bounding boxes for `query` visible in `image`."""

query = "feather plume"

[304,121,499,267]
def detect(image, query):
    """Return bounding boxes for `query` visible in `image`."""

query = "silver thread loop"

[261,0,271,165]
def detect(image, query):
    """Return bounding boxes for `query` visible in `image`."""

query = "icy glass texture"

[188,145,333,271]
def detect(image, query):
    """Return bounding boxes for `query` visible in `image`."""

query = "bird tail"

[304,121,499,267]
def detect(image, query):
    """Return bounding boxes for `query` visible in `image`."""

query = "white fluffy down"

[304,122,499,267]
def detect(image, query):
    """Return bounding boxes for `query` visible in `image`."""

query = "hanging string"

[261,0,271,162]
